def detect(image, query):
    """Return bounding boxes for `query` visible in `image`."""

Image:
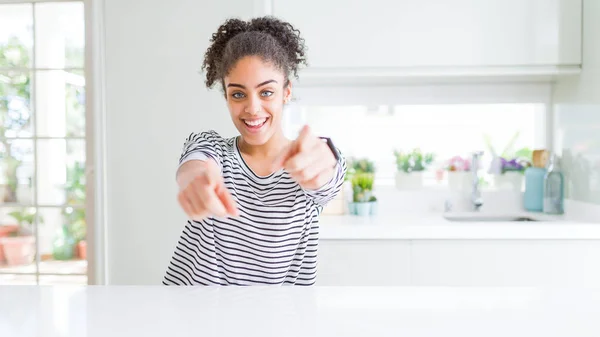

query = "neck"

[238,129,290,159]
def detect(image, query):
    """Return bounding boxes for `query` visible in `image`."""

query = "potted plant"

[445,155,471,190]
[484,132,532,191]
[368,195,378,216]
[64,207,86,259]
[341,158,377,215]
[52,224,77,261]
[493,156,531,191]
[350,172,374,216]
[0,208,42,266]
[393,148,434,190]
[62,161,86,259]
[0,222,19,264]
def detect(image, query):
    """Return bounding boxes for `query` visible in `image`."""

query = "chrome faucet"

[471,151,484,211]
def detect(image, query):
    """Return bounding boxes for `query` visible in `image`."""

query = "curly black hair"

[202,16,307,90]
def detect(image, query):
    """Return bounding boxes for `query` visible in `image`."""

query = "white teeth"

[244,118,266,126]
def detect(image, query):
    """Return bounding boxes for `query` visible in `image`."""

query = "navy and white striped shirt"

[163,130,346,285]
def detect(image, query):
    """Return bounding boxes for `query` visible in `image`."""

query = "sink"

[443,213,539,222]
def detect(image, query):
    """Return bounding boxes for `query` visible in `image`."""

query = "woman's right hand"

[177,160,238,221]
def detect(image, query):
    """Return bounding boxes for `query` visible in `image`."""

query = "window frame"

[288,82,553,187]
[0,0,101,285]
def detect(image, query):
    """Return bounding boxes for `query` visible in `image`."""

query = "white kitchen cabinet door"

[410,240,600,287]
[273,0,582,69]
[316,240,411,286]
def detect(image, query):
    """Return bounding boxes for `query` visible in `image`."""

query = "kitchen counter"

[318,213,600,240]
[2,286,600,337]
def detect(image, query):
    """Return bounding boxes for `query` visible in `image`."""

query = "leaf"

[513,147,532,160]
[501,130,521,158]
[483,133,497,157]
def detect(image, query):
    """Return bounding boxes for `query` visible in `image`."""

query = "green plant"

[484,131,533,174]
[3,156,21,202]
[1,38,32,203]
[54,161,86,259]
[351,172,374,202]
[7,208,43,236]
[52,224,76,261]
[393,148,435,173]
[62,161,86,243]
[483,131,532,161]
[64,207,86,243]
[345,157,375,182]
[351,158,375,173]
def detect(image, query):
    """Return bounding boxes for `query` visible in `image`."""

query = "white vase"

[447,171,472,191]
[395,171,423,190]
[493,172,524,191]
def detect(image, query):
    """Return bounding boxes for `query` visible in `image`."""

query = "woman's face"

[223,56,292,146]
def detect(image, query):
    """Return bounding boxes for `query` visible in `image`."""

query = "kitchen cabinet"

[411,240,600,286]
[318,239,600,286]
[316,240,411,285]
[272,0,582,77]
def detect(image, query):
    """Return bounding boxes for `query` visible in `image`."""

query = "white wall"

[552,0,600,207]
[102,0,255,284]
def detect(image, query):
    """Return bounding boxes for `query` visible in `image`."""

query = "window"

[284,87,547,188]
[0,1,86,285]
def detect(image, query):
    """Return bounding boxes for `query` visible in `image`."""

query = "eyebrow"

[227,79,277,89]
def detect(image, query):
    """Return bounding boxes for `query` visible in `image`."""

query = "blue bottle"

[524,167,546,212]
[543,154,564,214]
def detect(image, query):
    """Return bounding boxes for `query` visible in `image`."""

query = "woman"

[163,16,347,286]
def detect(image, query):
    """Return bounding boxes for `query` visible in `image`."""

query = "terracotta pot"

[77,240,87,260]
[0,225,19,264]
[0,235,35,266]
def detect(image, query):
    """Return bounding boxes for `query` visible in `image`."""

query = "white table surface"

[1,286,600,337]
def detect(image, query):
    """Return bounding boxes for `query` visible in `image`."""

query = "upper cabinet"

[271,0,582,81]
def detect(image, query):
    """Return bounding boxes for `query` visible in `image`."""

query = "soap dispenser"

[543,153,564,214]
[523,150,548,212]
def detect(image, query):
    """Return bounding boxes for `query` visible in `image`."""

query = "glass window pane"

[39,274,86,285]
[284,103,542,187]
[36,70,85,137]
[37,207,86,272]
[37,140,85,205]
[35,2,85,69]
[0,4,33,69]
[0,206,38,270]
[0,274,36,285]
[0,71,33,137]
[0,139,34,205]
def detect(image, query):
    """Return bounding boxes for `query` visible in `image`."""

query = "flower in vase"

[446,156,470,172]
[500,157,530,174]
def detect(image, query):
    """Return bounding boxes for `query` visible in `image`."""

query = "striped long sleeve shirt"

[163,130,346,286]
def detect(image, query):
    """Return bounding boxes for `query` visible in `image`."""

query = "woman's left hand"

[273,125,337,190]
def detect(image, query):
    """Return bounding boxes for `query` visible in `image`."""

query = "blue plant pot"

[369,201,378,216]
[355,203,371,216]
[347,202,357,215]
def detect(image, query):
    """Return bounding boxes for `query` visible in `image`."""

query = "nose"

[245,96,261,115]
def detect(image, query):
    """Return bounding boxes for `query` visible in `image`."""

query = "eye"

[261,91,274,97]
[231,92,245,99]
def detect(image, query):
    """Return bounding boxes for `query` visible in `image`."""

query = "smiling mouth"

[243,117,269,129]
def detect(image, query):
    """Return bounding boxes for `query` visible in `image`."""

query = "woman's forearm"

[176,160,209,190]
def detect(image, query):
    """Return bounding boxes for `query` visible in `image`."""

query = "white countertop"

[318,213,600,240]
[2,286,600,337]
